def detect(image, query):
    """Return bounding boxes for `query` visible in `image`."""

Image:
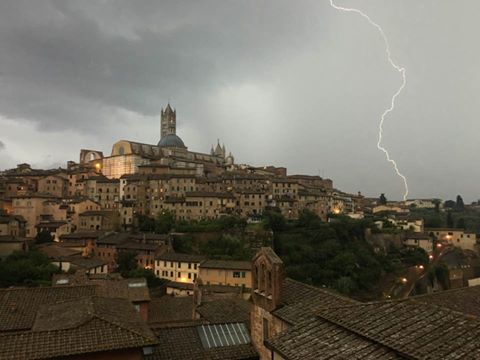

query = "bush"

[0,250,59,287]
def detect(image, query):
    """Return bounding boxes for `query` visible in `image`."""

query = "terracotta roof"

[95,277,150,303]
[145,325,258,360]
[0,297,157,360]
[409,285,480,317]
[266,316,401,360]
[117,241,159,251]
[59,231,105,240]
[0,285,97,331]
[196,299,251,325]
[148,296,197,327]
[68,255,107,269]
[272,278,357,325]
[200,260,251,271]
[312,300,480,359]
[37,243,82,259]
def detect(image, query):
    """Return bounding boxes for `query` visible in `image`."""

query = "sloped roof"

[409,285,480,317]
[196,299,251,325]
[272,278,357,325]
[148,296,197,327]
[145,325,258,360]
[268,296,480,360]
[200,260,251,270]
[0,297,157,360]
[0,285,97,331]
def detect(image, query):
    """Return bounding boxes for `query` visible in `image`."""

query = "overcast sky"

[0,0,479,201]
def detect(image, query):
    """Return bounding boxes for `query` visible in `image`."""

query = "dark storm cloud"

[0,0,479,201]
[0,0,324,131]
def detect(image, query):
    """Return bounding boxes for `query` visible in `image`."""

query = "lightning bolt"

[329,0,409,200]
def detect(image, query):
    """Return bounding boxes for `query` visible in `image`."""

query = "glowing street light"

[401,278,408,284]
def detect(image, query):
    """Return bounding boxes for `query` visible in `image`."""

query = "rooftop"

[200,259,251,271]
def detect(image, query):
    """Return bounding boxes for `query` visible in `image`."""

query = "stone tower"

[160,103,176,139]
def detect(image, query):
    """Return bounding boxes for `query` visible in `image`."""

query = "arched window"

[89,152,96,161]
[254,266,259,290]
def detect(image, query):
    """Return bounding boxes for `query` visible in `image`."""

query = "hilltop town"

[2,105,480,359]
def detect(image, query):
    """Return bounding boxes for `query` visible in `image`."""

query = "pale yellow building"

[154,252,206,283]
[199,259,252,288]
[426,228,477,251]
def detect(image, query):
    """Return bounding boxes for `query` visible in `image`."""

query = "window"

[178,262,181,268]
[188,262,192,269]
[170,271,173,277]
[178,272,182,278]
[188,272,191,279]
[241,272,246,278]
[233,271,241,278]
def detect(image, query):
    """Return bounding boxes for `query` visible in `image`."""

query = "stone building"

[100,104,234,179]
[199,260,252,288]
[154,252,206,283]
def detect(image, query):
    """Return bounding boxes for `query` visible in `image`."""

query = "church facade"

[88,104,234,179]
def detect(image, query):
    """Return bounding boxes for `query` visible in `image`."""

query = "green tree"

[297,209,322,228]
[155,210,175,234]
[263,209,286,231]
[335,276,358,295]
[456,195,465,211]
[456,218,466,229]
[379,193,387,205]
[116,251,138,277]
[35,230,54,244]
[433,199,441,214]
[136,214,156,232]
[444,200,456,209]
[200,234,251,260]
[446,212,454,228]
[0,250,59,287]
[434,263,450,290]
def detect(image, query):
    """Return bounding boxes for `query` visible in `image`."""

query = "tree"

[0,250,59,287]
[116,251,138,277]
[200,234,251,260]
[155,210,175,234]
[136,214,155,232]
[446,212,454,228]
[297,209,322,228]
[444,200,456,209]
[456,218,466,229]
[456,195,465,211]
[263,209,286,232]
[379,193,387,205]
[35,230,54,244]
[434,263,450,290]
[433,199,441,214]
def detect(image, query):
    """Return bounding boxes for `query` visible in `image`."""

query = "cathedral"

[82,104,234,178]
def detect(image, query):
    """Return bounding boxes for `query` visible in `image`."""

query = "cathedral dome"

[157,134,186,148]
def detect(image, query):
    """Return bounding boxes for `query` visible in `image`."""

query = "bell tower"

[160,103,176,139]
[252,247,283,312]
